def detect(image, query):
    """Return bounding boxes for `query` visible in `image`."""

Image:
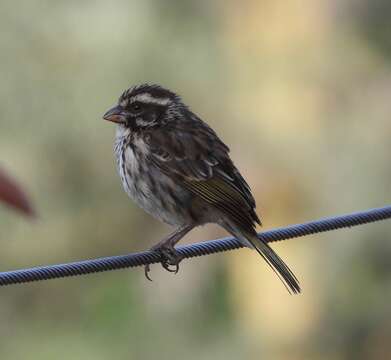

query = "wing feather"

[146,118,260,227]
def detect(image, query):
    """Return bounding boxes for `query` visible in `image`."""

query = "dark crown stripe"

[119,84,180,104]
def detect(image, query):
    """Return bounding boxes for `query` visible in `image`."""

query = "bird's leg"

[145,225,194,280]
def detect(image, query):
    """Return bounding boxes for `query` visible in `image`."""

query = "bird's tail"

[223,222,301,294]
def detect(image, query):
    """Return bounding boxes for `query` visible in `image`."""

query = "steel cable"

[0,205,390,286]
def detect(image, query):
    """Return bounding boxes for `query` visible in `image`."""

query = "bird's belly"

[116,146,190,226]
[123,175,190,226]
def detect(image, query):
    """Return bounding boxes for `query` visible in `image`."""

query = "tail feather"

[223,222,301,294]
[250,236,301,294]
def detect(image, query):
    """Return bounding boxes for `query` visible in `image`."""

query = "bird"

[103,84,300,294]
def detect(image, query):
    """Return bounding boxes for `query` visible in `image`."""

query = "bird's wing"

[147,122,303,295]
[146,120,261,228]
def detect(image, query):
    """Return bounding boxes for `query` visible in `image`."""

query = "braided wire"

[0,205,390,286]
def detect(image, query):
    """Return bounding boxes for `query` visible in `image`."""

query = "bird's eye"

[130,103,142,112]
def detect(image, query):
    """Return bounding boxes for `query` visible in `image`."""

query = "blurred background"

[0,0,390,359]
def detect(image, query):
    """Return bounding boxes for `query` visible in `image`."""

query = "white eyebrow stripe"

[131,93,171,105]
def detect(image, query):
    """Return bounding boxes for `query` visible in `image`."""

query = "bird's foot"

[144,245,184,281]
[159,245,184,273]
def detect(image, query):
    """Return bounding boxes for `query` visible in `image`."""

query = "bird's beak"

[103,105,127,124]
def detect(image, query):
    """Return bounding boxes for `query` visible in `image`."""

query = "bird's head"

[103,84,185,130]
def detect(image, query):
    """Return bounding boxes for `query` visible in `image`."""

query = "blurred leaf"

[0,167,35,217]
